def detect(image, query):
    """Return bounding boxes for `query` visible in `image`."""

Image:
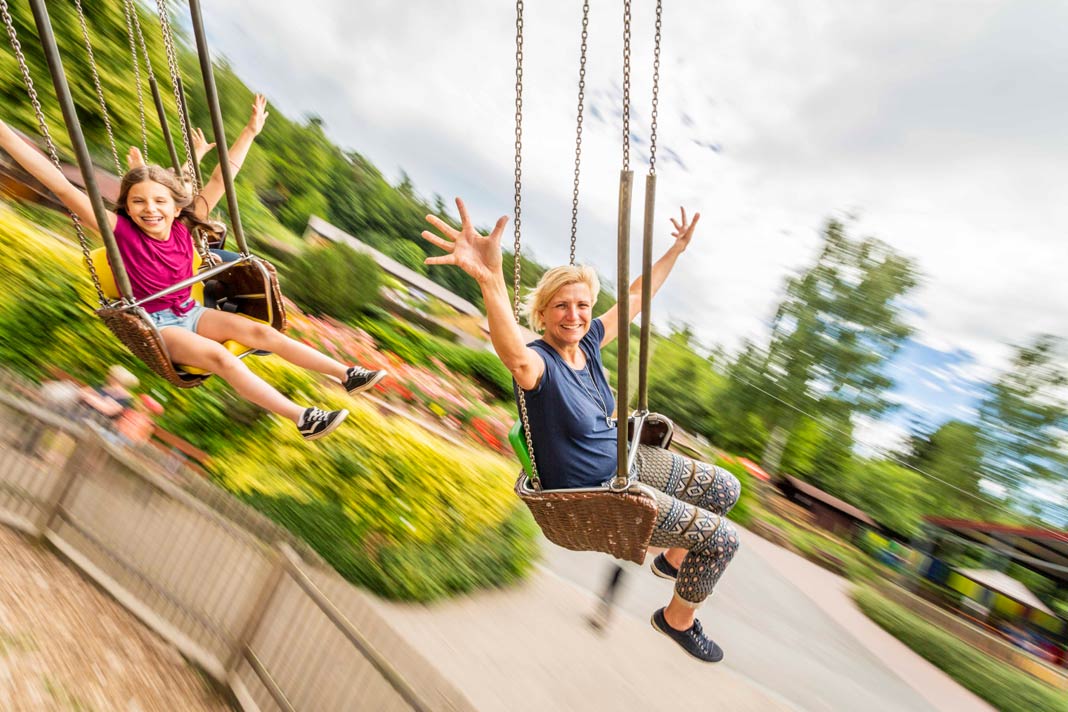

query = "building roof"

[306,215,483,318]
[956,568,1056,616]
[782,475,878,527]
[925,516,1068,585]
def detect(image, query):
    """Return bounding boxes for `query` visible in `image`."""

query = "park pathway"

[374,525,996,712]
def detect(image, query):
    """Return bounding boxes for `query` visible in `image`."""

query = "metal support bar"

[243,647,296,712]
[227,548,285,674]
[148,74,182,175]
[637,173,656,411]
[615,169,633,486]
[187,0,248,254]
[27,0,135,301]
[39,435,104,535]
[114,255,251,312]
[175,75,202,186]
[279,545,434,712]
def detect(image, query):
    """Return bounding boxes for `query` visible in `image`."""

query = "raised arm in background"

[598,207,700,347]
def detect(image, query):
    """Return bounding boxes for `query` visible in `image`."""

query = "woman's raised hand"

[422,198,509,285]
[669,206,700,252]
[246,94,269,136]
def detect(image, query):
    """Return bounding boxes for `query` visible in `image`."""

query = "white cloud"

[198,0,1068,376]
[853,414,910,457]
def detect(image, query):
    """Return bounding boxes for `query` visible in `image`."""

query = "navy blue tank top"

[514,318,617,489]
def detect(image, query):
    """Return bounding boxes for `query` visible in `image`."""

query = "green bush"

[714,456,758,527]
[854,587,1068,712]
[285,242,382,320]
[357,314,513,400]
[212,358,538,601]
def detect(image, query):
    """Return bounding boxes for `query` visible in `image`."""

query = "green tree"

[724,219,919,481]
[907,420,990,519]
[842,459,929,537]
[978,335,1068,523]
[645,326,725,435]
[285,242,382,320]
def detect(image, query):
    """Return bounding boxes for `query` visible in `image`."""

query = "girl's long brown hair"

[115,165,219,237]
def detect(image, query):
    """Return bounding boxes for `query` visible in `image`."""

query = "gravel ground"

[0,525,232,712]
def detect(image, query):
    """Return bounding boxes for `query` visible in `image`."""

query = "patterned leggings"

[634,445,741,607]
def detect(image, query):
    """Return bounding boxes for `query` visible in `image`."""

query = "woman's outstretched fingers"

[424,214,457,238]
[455,197,472,226]
[421,229,453,252]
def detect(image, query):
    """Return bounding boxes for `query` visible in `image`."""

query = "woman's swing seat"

[87,247,287,388]
[509,413,675,564]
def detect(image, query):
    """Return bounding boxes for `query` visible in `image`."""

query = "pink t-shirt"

[110,214,195,314]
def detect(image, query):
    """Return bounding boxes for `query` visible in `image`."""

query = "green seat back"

[508,420,535,479]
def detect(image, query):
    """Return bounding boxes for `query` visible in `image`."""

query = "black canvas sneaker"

[297,407,348,441]
[651,553,679,580]
[651,608,724,663]
[343,366,387,394]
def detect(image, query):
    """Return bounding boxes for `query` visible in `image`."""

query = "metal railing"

[0,371,472,711]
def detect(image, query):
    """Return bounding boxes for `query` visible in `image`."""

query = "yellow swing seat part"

[86,246,259,374]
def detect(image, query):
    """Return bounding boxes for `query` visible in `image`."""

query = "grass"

[853,587,1068,712]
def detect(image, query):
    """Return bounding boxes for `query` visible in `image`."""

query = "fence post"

[226,545,287,675]
[36,433,106,537]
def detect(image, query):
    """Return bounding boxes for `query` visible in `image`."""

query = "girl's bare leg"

[161,327,305,421]
[196,310,349,380]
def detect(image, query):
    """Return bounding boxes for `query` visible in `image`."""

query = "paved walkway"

[374,525,995,712]
[742,531,996,712]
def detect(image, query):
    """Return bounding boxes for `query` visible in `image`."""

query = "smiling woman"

[421,197,747,664]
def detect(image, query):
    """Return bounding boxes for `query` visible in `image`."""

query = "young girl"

[0,116,386,441]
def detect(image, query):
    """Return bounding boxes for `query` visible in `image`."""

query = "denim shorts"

[148,299,207,334]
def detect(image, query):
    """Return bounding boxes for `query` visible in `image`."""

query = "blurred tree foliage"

[0,1,562,310]
[284,242,382,320]
[979,336,1068,500]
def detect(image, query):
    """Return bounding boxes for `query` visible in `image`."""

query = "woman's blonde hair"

[523,264,600,332]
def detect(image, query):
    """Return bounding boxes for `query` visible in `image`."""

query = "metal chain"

[131,0,155,76]
[74,0,122,173]
[512,0,540,487]
[122,0,149,160]
[155,0,199,191]
[0,0,107,304]
[648,0,662,176]
[621,0,631,171]
[568,0,590,267]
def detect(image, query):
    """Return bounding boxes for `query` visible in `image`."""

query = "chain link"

[512,0,540,487]
[74,0,122,174]
[648,0,662,176]
[0,0,107,304]
[131,0,155,76]
[123,0,149,160]
[568,0,590,267]
[621,0,632,171]
[156,0,199,192]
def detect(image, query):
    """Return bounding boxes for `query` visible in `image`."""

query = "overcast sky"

[197,0,1067,453]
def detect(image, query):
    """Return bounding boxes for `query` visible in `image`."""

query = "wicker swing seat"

[88,247,287,388]
[511,413,675,564]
